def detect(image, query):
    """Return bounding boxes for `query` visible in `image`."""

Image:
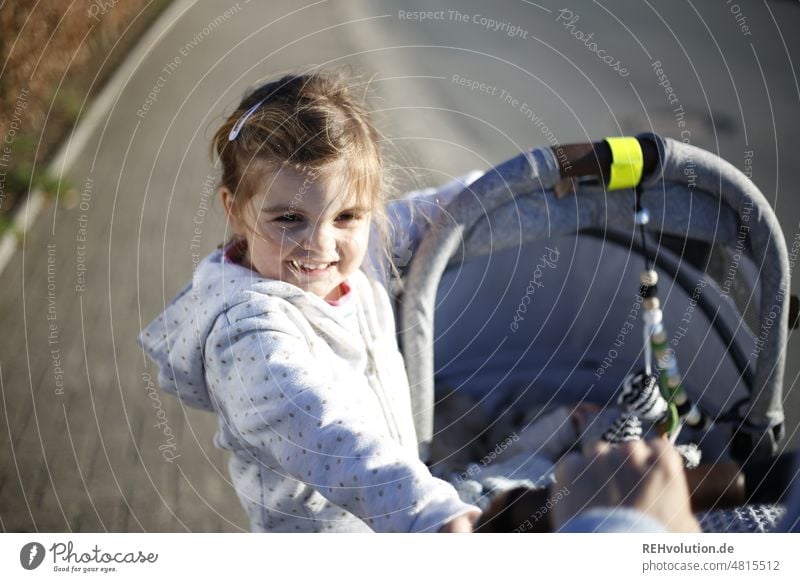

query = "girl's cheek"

[259,224,297,246]
[337,234,365,258]
[356,227,372,254]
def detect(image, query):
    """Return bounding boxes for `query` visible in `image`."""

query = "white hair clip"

[228,97,267,141]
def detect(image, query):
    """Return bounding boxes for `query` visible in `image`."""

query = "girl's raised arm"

[374,170,484,278]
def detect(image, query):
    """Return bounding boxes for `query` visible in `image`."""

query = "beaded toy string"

[600,141,707,468]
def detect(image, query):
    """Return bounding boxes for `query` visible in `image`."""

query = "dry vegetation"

[0,0,171,228]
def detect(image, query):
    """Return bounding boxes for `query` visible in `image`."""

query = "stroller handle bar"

[551,138,660,183]
[399,133,789,462]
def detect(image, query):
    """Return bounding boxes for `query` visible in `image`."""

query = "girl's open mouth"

[289,259,338,277]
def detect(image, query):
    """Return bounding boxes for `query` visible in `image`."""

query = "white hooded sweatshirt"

[137,172,484,532]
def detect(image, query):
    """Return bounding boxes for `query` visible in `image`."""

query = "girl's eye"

[275,213,301,223]
[336,212,362,222]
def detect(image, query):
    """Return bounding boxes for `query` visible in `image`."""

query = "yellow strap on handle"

[604,137,644,190]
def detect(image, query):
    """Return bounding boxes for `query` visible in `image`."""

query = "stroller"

[395,133,795,532]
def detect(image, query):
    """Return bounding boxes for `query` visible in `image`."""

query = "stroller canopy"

[399,133,789,462]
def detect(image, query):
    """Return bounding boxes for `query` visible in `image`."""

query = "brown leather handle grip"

[550,138,660,182]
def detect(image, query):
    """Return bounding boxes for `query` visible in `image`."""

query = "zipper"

[357,305,404,445]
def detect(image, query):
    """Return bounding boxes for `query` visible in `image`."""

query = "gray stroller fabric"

[430,235,754,428]
[400,133,789,461]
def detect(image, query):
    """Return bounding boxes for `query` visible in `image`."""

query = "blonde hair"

[210,66,399,281]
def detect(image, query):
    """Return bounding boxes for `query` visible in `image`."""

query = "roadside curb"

[0,0,197,277]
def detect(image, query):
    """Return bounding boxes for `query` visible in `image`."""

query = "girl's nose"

[300,222,336,256]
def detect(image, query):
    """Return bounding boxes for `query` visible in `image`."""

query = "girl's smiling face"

[221,161,372,302]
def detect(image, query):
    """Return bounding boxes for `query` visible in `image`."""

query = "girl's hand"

[438,508,481,533]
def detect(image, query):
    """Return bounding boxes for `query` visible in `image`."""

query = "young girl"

[137,68,486,532]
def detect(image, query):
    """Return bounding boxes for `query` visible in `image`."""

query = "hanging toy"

[618,370,668,421]
[676,443,702,470]
[603,414,643,443]
[604,369,666,444]
[599,137,706,467]
[640,269,707,437]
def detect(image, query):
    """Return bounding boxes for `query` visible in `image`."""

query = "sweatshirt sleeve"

[383,171,484,272]
[205,312,480,533]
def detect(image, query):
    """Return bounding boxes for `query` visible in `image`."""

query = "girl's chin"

[277,265,349,299]
[292,278,341,300]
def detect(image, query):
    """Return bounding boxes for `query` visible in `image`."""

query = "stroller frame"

[398,133,790,463]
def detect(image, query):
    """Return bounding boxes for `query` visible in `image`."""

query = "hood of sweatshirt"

[136,242,356,412]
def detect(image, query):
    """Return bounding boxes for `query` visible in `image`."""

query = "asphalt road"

[1,0,798,532]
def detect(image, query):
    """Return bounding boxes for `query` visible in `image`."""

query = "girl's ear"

[219,187,244,235]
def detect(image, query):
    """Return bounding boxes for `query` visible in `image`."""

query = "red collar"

[325,280,352,306]
[223,237,248,265]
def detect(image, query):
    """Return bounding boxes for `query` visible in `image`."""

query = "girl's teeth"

[291,260,335,271]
